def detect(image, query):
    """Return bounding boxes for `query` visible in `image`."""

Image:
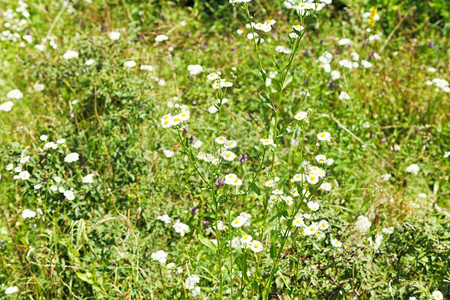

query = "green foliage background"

[0,0,448,298]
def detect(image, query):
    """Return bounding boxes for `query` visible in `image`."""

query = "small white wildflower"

[406,164,420,175]
[82,174,95,184]
[109,31,121,41]
[355,216,371,233]
[157,214,172,224]
[155,35,168,42]
[151,250,168,264]
[64,153,79,163]
[22,209,36,219]
[63,50,78,60]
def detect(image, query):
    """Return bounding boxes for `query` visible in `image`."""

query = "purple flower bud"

[192,101,197,106]
[303,49,308,56]
[369,51,375,59]
[70,113,75,118]
[290,139,299,146]
[231,47,236,52]
[381,137,386,143]
[216,177,223,189]
[83,67,87,73]
[185,32,190,38]
[328,80,335,89]
[240,154,248,163]
[304,78,308,84]
[101,24,106,31]
[200,43,206,50]
[428,41,435,48]
[189,135,195,143]
[403,178,408,187]
[190,207,198,215]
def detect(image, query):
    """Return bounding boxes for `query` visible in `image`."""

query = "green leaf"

[250,182,261,196]
[76,272,94,285]
[198,235,216,251]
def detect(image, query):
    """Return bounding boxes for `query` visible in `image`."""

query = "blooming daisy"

[178,112,190,121]
[64,190,75,200]
[260,138,275,146]
[292,174,305,182]
[250,240,263,253]
[315,155,326,164]
[293,217,304,227]
[207,73,219,81]
[240,235,252,245]
[306,173,319,185]
[220,79,233,88]
[221,151,236,161]
[19,170,30,180]
[284,196,294,206]
[294,111,308,121]
[224,140,237,149]
[308,223,318,234]
[317,132,331,142]
[331,239,342,247]
[319,220,329,230]
[231,217,245,228]
[272,189,283,195]
[161,114,173,128]
[264,180,275,187]
[196,152,206,160]
[292,24,304,31]
[275,46,291,54]
[215,136,227,144]
[307,201,320,211]
[432,290,443,300]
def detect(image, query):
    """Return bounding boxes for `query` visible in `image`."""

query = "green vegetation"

[0,0,448,299]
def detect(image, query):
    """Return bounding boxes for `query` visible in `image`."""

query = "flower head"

[250,240,263,252]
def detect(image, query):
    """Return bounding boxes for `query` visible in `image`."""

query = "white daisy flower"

[331,239,342,247]
[221,151,236,161]
[317,132,331,142]
[250,240,263,253]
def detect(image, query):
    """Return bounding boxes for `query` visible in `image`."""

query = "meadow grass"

[0,0,449,299]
